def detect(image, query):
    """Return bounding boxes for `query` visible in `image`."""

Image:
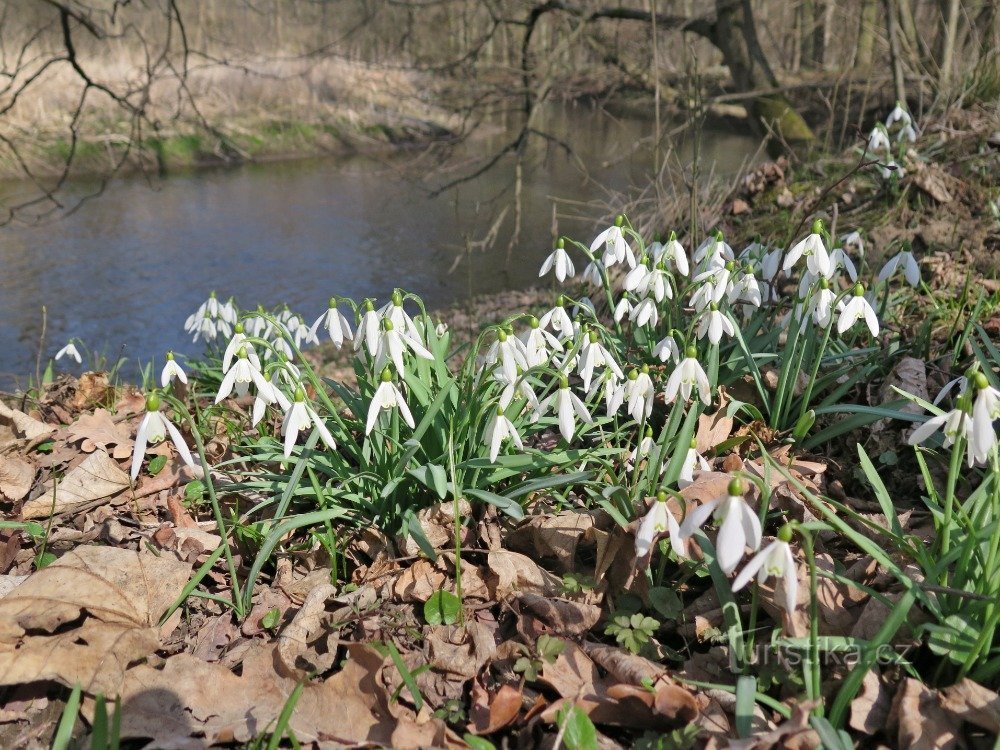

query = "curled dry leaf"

[939,678,1000,734]
[0,402,55,453]
[64,408,134,459]
[696,393,734,454]
[277,582,338,677]
[506,510,596,572]
[850,669,893,735]
[516,592,601,636]
[889,677,961,750]
[21,449,130,519]
[486,550,564,599]
[468,681,523,735]
[0,455,34,502]
[0,546,190,694]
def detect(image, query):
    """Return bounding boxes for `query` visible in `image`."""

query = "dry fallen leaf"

[468,682,522,735]
[939,678,1000,734]
[0,402,55,453]
[0,455,34,502]
[486,550,564,599]
[64,408,134,459]
[0,546,190,694]
[849,669,893,735]
[506,510,596,572]
[21,449,130,519]
[517,593,601,636]
[889,677,960,750]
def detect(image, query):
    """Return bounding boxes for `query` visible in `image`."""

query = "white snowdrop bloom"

[374,318,435,378]
[292,316,319,350]
[311,298,354,348]
[933,376,967,406]
[625,366,655,422]
[696,304,735,345]
[592,221,636,269]
[867,125,891,154]
[679,477,762,575]
[732,527,798,614]
[484,405,524,463]
[613,294,633,323]
[216,347,274,404]
[840,231,865,258]
[269,336,293,362]
[366,368,415,434]
[577,330,623,392]
[629,297,659,328]
[837,284,880,337]
[190,313,219,343]
[581,260,603,287]
[783,221,832,278]
[623,263,650,294]
[160,351,187,388]
[55,341,82,364]
[380,292,424,342]
[829,247,858,282]
[971,374,1000,464]
[727,265,762,307]
[879,160,904,179]
[877,248,920,287]
[281,389,337,457]
[354,299,383,357]
[537,377,593,442]
[539,297,575,339]
[908,398,977,467]
[219,296,238,325]
[885,102,911,128]
[574,297,597,321]
[636,492,686,559]
[898,123,917,143]
[587,369,625,417]
[627,426,656,468]
[807,279,842,329]
[493,367,540,412]
[520,317,563,368]
[644,264,673,303]
[539,239,576,282]
[664,347,712,406]
[653,334,681,364]
[130,392,194,481]
[660,232,689,277]
[694,231,734,269]
[690,265,731,311]
[678,438,710,489]
[223,324,260,372]
[482,329,528,386]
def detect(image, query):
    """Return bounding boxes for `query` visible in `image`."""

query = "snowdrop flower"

[130,392,194,481]
[807,277,842,328]
[625,366,655,422]
[829,247,858,282]
[281,388,337,457]
[696,303,735,345]
[184,291,218,332]
[934,375,967,406]
[379,291,424,342]
[867,125,891,154]
[160,351,187,388]
[577,330,623,392]
[493,366,540,412]
[520,316,562,368]
[840,231,865,258]
[219,296,238,325]
[55,340,82,364]
[664,346,712,406]
[216,347,274,404]
[484,405,524,462]
[732,524,798,613]
[587,369,625,417]
[591,216,635,269]
[908,396,977,466]
[613,294,633,323]
[374,318,435,378]
[622,262,650,295]
[581,260,603,287]
[482,328,529,386]
[659,231,689,277]
[311,298,354,348]
[885,101,911,129]
[971,373,999,463]
[629,297,659,328]
[223,324,259,372]
[539,296,575,339]
[653,334,681,364]
[877,247,920,287]
[626,426,656,468]
[837,284,880,337]
[690,264,731,312]
[879,160,904,179]
[366,367,415,434]
[678,437,710,489]
[539,238,576,282]
[643,263,673,302]
[679,477,762,575]
[636,492,685,559]
[728,264,762,307]
[694,230,734,270]
[783,220,832,278]
[537,376,592,442]
[292,316,319,350]
[355,299,383,357]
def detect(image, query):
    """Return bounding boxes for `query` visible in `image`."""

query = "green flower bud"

[294,387,306,402]
[614,215,624,228]
[656,490,668,503]
[777,523,794,543]
[234,323,244,335]
[557,237,565,249]
[145,392,161,412]
[811,219,824,235]
[380,367,393,383]
[727,477,744,496]
[685,345,697,359]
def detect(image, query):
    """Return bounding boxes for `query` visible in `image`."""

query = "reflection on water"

[0,106,759,385]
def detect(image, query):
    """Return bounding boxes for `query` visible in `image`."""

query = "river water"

[0,106,759,386]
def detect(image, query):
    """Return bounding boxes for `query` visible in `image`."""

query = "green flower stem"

[172,398,244,618]
[938,432,965,585]
[799,528,822,715]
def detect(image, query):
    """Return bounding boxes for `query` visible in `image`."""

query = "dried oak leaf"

[517,593,601,637]
[64,408,134,459]
[0,402,55,453]
[468,682,523,735]
[889,677,960,750]
[486,550,563,599]
[939,678,1000,734]
[21,449,130,519]
[849,669,893,735]
[506,510,596,572]
[0,546,190,694]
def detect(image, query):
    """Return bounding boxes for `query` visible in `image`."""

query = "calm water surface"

[0,107,759,385]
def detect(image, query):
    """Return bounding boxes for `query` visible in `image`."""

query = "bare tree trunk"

[854,0,878,69]
[811,0,827,69]
[884,0,908,103]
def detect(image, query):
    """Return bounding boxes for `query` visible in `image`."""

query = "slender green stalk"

[799,529,823,716]
[938,432,965,585]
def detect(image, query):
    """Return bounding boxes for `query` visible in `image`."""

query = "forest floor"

[0,104,998,749]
